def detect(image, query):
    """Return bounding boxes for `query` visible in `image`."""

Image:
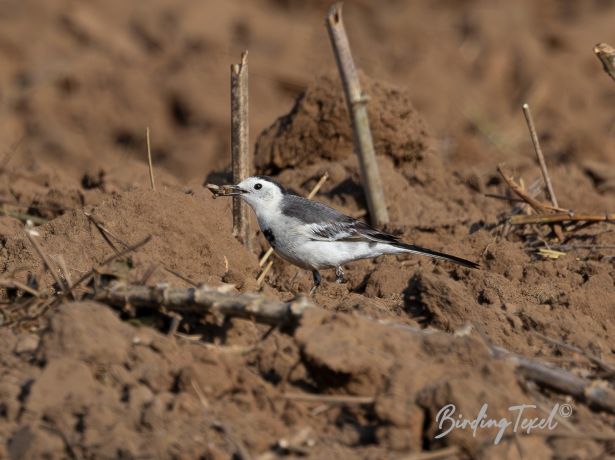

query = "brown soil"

[1,1,615,459]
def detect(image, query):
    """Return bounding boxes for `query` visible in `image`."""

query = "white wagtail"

[209,176,479,293]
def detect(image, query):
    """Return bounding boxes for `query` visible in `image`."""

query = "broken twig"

[497,165,560,213]
[491,346,615,414]
[96,282,313,326]
[0,278,41,298]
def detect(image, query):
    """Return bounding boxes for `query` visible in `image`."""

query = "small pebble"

[14,334,40,354]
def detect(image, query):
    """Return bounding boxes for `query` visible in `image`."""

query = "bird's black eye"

[254,183,262,190]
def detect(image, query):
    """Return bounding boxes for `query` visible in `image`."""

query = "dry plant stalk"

[510,212,615,225]
[25,229,72,298]
[594,42,615,82]
[521,103,564,240]
[231,51,252,250]
[85,211,198,287]
[522,104,558,208]
[281,393,374,405]
[0,207,46,225]
[69,235,152,290]
[256,260,273,287]
[146,126,156,191]
[510,353,615,414]
[326,2,389,226]
[497,165,555,213]
[498,166,615,228]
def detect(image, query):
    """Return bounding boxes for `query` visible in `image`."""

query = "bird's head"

[209,176,285,214]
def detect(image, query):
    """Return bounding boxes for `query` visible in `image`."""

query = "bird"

[210,175,479,293]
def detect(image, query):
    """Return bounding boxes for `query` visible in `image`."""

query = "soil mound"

[255,72,432,174]
[255,73,489,228]
[0,302,557,458]
[1,187,259,294]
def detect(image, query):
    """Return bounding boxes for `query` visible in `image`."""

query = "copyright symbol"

[559,403,573,417]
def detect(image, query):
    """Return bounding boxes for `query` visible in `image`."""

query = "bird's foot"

[310,270,321,296]
[335,266,345,284]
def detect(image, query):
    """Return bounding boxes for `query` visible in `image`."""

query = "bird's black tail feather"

[394,242,480,269]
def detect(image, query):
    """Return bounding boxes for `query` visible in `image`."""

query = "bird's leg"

[309,270,321,296]
[335,266,345,284]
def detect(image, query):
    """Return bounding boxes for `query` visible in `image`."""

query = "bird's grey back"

[280,194,401,244]
[280,194,353,225]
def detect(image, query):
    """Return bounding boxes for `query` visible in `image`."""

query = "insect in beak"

[206,184,248,198]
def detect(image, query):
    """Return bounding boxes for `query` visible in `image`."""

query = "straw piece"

[146,126,156,191]
[522,104,558,208]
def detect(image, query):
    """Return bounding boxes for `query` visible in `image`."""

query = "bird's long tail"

[393,242,480,269]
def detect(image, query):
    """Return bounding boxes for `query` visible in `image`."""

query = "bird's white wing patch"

[305,221,389,243]
[305,222,357,241]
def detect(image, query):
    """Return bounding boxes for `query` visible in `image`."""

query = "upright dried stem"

[522,104,558,208]
[326,3,388,226]
[231,51,252,250]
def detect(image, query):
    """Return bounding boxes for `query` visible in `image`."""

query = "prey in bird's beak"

[206,184,247,199]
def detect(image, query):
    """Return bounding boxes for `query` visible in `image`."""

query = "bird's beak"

[221,185,248,196]
[206,183,248,198]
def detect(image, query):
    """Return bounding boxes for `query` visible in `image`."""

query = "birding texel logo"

[434,402,573,444]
